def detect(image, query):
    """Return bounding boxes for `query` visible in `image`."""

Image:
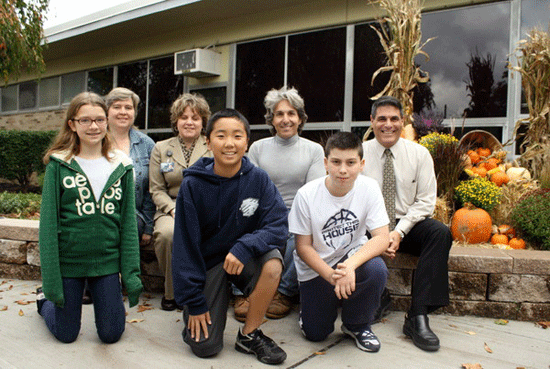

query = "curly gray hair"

[264,86,307,135]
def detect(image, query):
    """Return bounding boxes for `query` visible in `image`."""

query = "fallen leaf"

[0,305,7,311]
[15,300,33,305]
[143,293,153,299]
[449,324,459,329]
[484,342,493,353]
[9,285,13,290]
[176,319,181,322]
[137,305,154,313]
[494,319,508,325]
[465,331,477,335]
[314,352,326,355]
[461,364,482,369]
[126,319,144,323]
[0,290,4,293]
[516,367,526,369]
[535,321,550,329]
[20,292,28,296]
[19,309,24,316]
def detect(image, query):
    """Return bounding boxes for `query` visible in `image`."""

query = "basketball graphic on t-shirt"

[321,209,359,250]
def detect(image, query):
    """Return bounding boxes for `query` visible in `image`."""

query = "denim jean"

[39,273,126,343]
[278,234,298,297]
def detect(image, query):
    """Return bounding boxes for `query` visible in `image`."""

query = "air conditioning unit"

[174,48,221,78]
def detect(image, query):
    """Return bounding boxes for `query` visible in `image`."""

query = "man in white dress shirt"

[362,96,452,352]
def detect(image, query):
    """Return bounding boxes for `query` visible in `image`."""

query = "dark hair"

[205,108,250,139]
[324,131,363,159]
[371,96,404,119]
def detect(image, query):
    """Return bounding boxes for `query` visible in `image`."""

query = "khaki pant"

[153,214,174,300]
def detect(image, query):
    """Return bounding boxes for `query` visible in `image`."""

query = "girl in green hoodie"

[37,92,143,343]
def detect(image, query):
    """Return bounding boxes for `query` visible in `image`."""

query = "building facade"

[0,0,548,152]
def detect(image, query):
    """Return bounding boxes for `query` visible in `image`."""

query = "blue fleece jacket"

[172,156,288,315]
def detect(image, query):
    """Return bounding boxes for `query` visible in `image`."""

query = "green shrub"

[0,130,56,190]
[0,191,41,218]
[510,189,550,250]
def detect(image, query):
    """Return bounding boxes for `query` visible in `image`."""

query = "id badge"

[160,162,175,173]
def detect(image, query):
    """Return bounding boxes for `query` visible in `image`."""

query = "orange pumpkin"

[484,158,500,171]
[498,224,516,238]
[477,147,492,158]
[509,238,526,249]
[451,204,493,244]
[490,171,510,187]
[471,166,487,178]
[491,234,509,245]
[468,150,481,165]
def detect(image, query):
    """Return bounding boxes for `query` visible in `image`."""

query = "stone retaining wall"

[1,218,549,321]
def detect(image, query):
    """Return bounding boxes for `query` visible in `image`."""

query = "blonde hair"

[43,92,113,163]
[169,93,211,135]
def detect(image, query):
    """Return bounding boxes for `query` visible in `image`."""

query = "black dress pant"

[398,218,452,314]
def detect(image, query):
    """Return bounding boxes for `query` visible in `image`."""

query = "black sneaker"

[341,325,381,352]
[36,287,45,315]
[235,328,287,365]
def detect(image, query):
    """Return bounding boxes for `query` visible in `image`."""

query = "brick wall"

[0,109,65,131]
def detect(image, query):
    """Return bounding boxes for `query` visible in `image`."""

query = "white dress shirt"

[362,138,437,237]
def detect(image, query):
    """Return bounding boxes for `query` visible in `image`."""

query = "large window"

[353,22,389,121]
[235,37,285,126]
[418,3,510,119]
[288,27,346,123]
[87,68,114,96]
[118,61,148,129]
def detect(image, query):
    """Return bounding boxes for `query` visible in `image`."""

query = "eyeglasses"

[72,118,107,126]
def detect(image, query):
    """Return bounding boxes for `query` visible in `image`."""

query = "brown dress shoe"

[234,296,249,322]
[266,292,292,319]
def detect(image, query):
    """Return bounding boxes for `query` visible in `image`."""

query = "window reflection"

[147,57,183,129]
[236,37,285,126]
[418,2,510,118]
[118,61,148,129]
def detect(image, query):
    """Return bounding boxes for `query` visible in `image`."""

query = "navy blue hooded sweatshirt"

[172,156,288,315]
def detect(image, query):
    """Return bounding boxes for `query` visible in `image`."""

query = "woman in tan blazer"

[149,93,212,310]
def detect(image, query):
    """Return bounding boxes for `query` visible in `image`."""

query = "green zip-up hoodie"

[39,149,143,308]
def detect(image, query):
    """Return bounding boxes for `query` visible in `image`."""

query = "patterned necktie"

[383,149,396,231]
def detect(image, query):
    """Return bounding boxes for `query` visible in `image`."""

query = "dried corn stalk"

[370,0,434,126]
[509,27,550,180]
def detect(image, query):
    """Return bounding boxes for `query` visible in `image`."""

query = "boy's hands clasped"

[330,263,356,300]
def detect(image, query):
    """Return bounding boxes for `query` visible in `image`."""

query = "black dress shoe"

[373,287,392,323]
[161,297,182,311]
[403,314,440,351]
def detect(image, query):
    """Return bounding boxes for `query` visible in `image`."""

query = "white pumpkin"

[506,167,531,181]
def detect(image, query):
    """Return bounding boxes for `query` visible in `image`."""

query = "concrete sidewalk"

[0,278,548,369]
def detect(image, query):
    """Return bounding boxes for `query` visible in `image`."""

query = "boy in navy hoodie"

[172,109,288,365]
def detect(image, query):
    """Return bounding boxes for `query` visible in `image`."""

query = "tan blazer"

[149,135,211,220]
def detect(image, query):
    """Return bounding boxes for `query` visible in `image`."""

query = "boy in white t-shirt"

[288,132,390,352]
